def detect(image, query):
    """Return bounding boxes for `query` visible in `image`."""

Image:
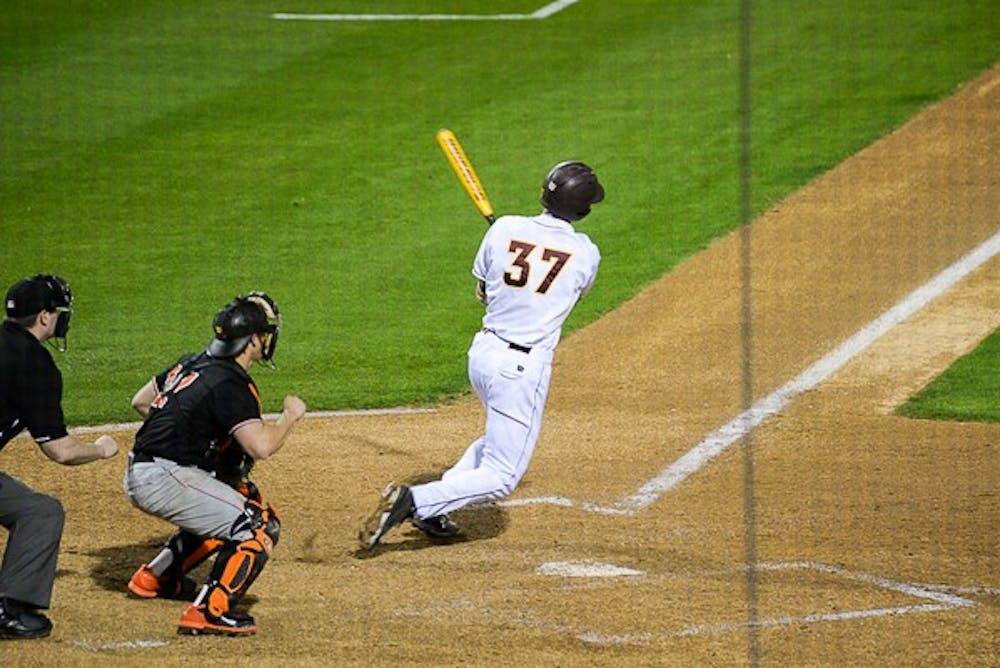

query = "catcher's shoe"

[128,564,197,600]
[177,604,257,636]
[359,483,414,549]
[411,514,459,538]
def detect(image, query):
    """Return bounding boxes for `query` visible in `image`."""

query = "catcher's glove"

[206,436,254,487]
[234,479,262,503]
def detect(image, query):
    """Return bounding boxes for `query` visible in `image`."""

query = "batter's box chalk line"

[272,0,580,22]
[537,560,645,578]
[556,561,976,644]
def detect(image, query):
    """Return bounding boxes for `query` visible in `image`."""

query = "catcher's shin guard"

[198,499,281,619]
[201,534,269,620]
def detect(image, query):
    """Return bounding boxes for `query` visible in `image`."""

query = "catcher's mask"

[206,291,281,364]
[539,161,605,222]
[5,274,74,350]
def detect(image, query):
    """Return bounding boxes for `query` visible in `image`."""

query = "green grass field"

[898,328,1000,423]
[2,1,997,423]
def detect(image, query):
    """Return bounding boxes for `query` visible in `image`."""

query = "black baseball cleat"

[0,599,53,640]
[359,483,414,549]
[411,514,460,538]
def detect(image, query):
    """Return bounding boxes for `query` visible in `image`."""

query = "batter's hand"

[283,395,307,422]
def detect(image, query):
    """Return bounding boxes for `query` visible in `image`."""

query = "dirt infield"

[2,66,998,666]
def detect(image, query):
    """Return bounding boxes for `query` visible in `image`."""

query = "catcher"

[122,292,306,636]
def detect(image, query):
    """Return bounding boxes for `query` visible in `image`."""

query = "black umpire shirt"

[0,320,69,451]
[132,352,262,468]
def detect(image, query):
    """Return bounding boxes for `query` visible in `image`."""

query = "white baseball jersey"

[473,212,601,351]
[408,211,601,520]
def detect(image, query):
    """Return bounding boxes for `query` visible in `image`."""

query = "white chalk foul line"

[506,227,1000,515]
[272,0,579,22]
[574,561,976,643]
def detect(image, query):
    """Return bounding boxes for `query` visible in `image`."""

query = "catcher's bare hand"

[283,395,307,422]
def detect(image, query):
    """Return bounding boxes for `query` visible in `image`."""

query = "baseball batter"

[360,161,604,548]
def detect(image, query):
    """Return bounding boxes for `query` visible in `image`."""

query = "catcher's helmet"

[207,291,281,361]
[5,274,74,338]
[539,161,604,222]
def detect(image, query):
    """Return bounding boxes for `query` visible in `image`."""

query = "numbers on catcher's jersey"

[503,240,571,294]
[150,365,200,410]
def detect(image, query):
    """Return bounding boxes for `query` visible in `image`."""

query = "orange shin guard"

[204,537,269,619]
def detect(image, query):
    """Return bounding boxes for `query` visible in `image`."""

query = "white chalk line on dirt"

[272,0,578,22]
[69,407,436,436]
[572,561,976,643]
[70,639,170,651]
[537,560,645,578]
[505,227,1000,515]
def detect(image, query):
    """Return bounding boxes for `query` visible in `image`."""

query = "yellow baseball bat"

[435,128,496,225]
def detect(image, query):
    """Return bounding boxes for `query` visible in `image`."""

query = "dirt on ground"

[2,65,998,667]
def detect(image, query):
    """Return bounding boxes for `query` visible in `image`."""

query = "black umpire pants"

[0,472,65,609]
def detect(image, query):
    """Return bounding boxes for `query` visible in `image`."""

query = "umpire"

[0,275,119,640]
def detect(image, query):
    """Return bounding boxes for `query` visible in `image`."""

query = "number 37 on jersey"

[503,240,571,294]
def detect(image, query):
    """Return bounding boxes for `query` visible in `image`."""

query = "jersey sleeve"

[577,238,602,298]
[472,218,503,281]
[22,354,69,444]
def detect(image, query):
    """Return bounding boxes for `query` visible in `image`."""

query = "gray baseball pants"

[0,472,65,609]
[123,454,251,542]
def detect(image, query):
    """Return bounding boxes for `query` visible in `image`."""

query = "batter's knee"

[479,471,520,502]
[498,475,520,498]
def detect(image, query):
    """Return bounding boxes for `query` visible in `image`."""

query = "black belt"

[131,452,155,463]
[482,328,531,354]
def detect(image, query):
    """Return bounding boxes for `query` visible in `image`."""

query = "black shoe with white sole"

[411,514,460,538]
[359,483,415,549]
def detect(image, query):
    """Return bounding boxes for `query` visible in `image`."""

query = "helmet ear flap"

[539,161,604,222]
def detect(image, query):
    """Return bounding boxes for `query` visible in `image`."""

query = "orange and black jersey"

[133,353,262,469]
